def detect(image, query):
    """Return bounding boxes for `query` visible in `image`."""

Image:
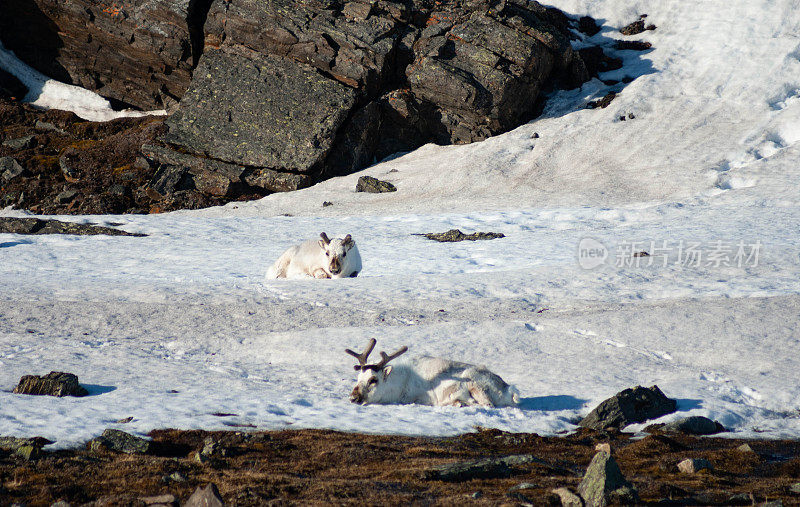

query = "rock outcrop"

[157,0,589,181]
[0,0,622,212]
[0,0,194,110]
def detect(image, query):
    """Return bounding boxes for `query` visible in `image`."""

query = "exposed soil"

[2,428,800,505]
[0,99,241,215]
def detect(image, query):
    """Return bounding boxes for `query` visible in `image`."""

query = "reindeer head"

[318,232,358,278]
[345,338,408,404]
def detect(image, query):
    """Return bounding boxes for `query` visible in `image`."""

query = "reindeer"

[345,339,520,407]
[266,232,362,279]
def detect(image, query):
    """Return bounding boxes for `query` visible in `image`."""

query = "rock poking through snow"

[579,385,677,430]
[356,176,397,193]
[13,371,89,397]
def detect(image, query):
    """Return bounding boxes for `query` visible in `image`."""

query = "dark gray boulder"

[579,385,677,430]
[577,451,638,507]
[163,49,357,173]
[90,429,152,454]
[13,371,89,397]
[661,416,726,435]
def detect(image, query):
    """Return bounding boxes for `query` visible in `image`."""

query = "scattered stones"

[579,385,677,430]
[139,494,177,506]
[89,429,152,454]
[577,451,638,507]
[421,456,513,481]
[0,436,52,460]
[552,487,584,506]
[578,16,601,36]
[633,251,650,258]
[35,120,68,135]
[0,217,145,236]
[587,92,617,109]
[677,458,713,474]
[185,483,225,507]
[419,229,505,242]
[614,40,653,51]
[1,156,24,181]
[2,135,36,150]
[322,201,333,207]
[55,189,79,204]
[578,47,623,77]
[13,371,88,397]
[620,18,656,36]
[509,482,538,492]
[356,176,397,193]
[116,417,134,424]
[163,471,188,484]
[661,416,726,435]
[58,151,80,181]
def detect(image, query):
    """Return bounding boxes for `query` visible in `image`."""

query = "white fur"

[350,356,520,408]
[266,233,362,279]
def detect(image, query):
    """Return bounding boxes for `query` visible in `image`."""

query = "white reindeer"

[345,339,520,407]
[266,232,362,279]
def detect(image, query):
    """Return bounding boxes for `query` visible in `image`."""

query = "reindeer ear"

[319,239,327,250]
[343,234,354,248]
[383,365,393,379]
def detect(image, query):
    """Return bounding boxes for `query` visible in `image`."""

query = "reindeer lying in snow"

[266,232,362,279]
[345,339,519,407]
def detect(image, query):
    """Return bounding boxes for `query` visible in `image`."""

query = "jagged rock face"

[161,0,588,179]
[1,0,591,204]
[0,0,194,110]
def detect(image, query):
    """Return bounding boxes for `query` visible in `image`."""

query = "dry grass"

[1,428,800,505]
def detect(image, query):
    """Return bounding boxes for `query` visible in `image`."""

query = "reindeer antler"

[345,340,408,371]
[345,338,376,371]
[319,232,331,245]
[374,346,408,370]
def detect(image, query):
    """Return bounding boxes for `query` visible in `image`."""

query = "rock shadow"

[82,384,117,396]
[0,0,71,92]
[518,395,588,412]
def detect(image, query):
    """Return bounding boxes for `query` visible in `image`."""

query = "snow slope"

[2,0,800,448]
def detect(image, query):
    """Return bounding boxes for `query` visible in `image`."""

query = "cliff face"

[0,0,599,213]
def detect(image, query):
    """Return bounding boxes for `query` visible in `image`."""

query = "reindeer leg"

[468,383,495,407]
[312,268,331,279]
